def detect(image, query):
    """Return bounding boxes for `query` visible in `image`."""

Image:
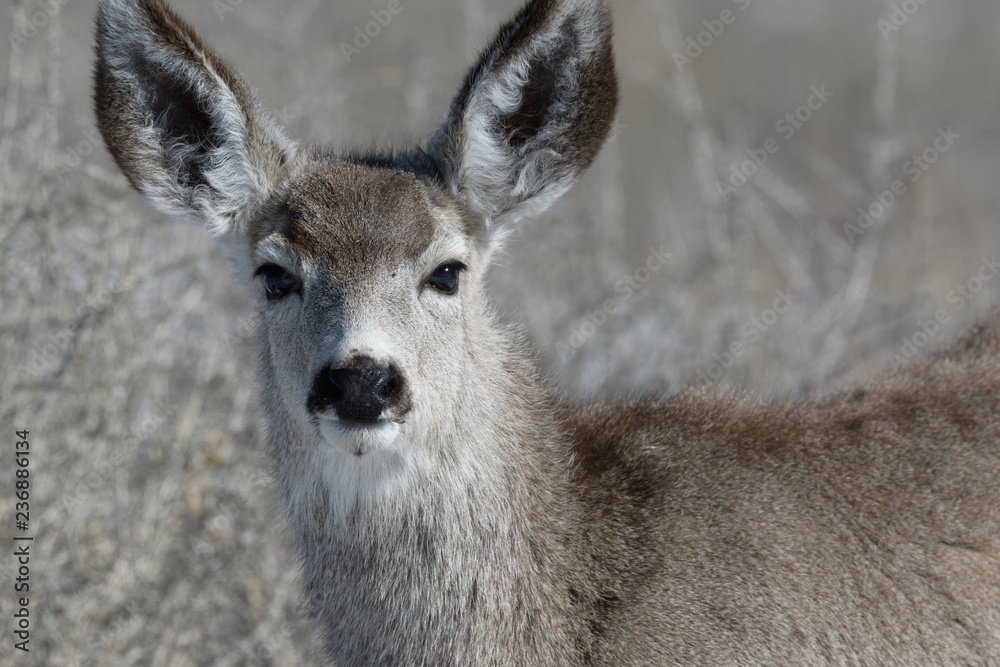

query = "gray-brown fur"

[565,323,1000,663]
[93,0,1000,664]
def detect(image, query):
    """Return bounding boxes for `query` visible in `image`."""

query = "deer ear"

[93,0,295,240]
[428,0,617,234]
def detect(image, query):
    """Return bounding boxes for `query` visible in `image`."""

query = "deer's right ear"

[93,0,295,240]
[428,0,617,235]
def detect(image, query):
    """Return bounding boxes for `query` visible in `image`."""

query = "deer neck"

[261,318,586,662]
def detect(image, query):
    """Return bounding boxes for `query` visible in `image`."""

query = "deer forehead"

[261,160,467,281]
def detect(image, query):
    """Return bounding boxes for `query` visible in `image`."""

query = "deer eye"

[254,263,299,301]
[427,262,465,296]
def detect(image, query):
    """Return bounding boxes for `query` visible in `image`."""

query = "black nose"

[313,359,404,423]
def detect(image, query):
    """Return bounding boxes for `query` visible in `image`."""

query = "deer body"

[94,0,1000,664]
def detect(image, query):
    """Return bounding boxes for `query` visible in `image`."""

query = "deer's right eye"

[254,264,299,301]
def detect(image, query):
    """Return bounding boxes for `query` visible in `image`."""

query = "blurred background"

[1,0,999,663]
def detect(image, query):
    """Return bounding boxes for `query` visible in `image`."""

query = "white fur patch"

[317,417,404,457]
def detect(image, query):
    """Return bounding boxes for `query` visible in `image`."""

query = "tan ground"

[1,0,999,664]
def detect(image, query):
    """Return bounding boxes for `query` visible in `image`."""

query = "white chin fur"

[303,418,415,522]
[317,418,403,456]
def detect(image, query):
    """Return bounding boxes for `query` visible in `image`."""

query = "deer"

[92,0,1000,663]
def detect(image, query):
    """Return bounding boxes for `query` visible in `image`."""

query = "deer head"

[95,0,617,508]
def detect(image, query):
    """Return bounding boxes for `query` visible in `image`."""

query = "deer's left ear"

[428,0,618,234]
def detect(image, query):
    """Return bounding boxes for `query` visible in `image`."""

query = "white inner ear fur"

[452,0,609,231]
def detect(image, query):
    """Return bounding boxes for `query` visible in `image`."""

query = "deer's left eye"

[254,263,299,301]
[427,262,465,296]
